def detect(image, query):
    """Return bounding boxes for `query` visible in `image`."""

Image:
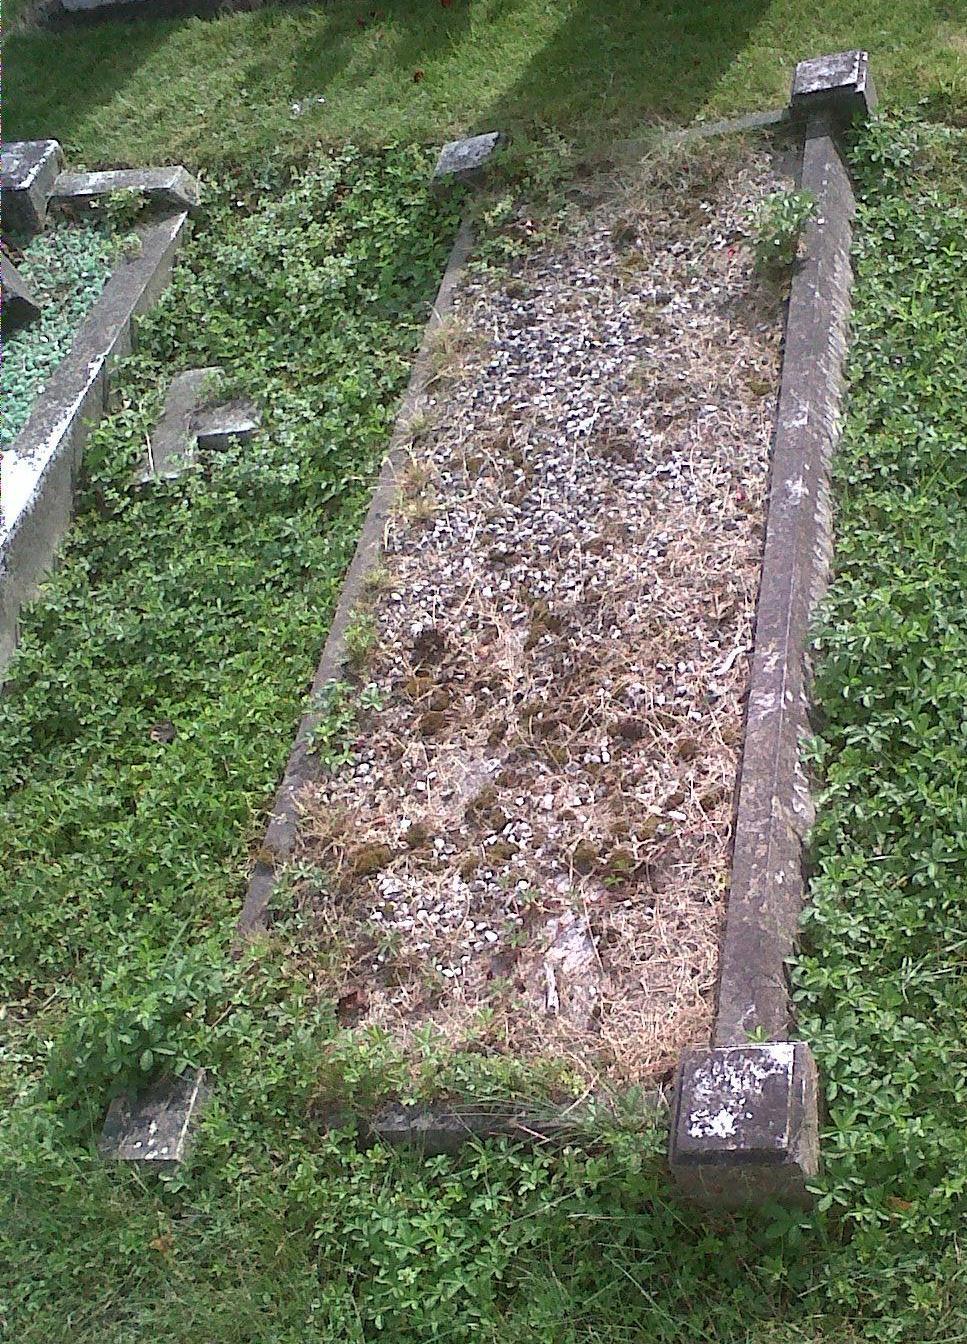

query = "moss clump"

[348,843,395,878]
[571,839,599,876]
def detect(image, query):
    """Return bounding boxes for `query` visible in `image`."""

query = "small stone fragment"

[433,132,503,183]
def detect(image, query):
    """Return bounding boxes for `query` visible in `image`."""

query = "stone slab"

[790,50,876,124]
[52,165,201,216]
[669,1044,819,1207]
[193,400,260,452]
[1,210,190,676]
[1,140,64,236]
[1,251,43,330]
[135,367,221,484]
[433,132,503,182]
[369,1095,664,1156]
[99,1069,208,1165]
[712,128,856,1049]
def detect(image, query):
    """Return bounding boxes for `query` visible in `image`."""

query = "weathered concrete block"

[135,373,259,483]
[433,132,503,182]
[135,367,220,484]
[193,399,260,452]
[790,50,876,125]
[669,1044,819,1208]
[1,251,43,330]
[1,140,64,236]
[99,1069,208,1165]
[52,165,201,216]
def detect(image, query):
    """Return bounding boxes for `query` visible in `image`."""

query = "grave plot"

[0,142,197,671]
[289,137,794,1097]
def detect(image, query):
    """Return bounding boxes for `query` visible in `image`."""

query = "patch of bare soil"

[297,141,791,1091]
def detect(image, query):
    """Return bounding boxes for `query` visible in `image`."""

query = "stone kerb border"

[0,153,199,676]
[668,52,874,1208]
[236,217,476,938]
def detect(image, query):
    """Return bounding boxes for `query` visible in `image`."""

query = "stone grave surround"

[1,140,200,673]
[91,58,871,1210]
[2,142,200,242]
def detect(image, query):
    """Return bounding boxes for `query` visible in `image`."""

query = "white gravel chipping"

[298,140,792,1089]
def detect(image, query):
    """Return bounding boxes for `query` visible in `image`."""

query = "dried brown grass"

[294,138,790,1090]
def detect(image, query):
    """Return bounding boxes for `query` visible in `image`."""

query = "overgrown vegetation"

[750,187,815,273]
[5,0,966,170]
[0,143,459,1116]
[4,113,967,1344]
[791,112,967,1333]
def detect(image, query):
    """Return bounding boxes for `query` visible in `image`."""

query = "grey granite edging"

[0,210,190,675]
[52,166,201,216]
[669,114,860,1207]
[235,218,475,938]
[714,124,855,1048]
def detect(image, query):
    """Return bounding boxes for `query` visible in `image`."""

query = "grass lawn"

[2,112,967,1344]
[3,0,966,169]
[3,0,967,1338]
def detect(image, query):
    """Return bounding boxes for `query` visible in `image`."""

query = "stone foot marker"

[669,1045,819,1208]
[1,140,64,236]
[99,1069,208,1166]
[136,367,260,484]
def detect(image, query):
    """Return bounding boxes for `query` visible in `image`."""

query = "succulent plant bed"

[292,136,793,1094]
[0,220,115,451]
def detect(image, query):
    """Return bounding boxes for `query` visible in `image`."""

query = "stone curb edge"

[669,53,873,1208]
[235,217,475,938]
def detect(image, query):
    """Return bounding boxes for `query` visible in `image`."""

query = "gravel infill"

[298,141,792,1090]
[1,222,115,450]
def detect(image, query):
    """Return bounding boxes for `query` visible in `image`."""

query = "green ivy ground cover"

[3,118,967,1343]
[1,222,116,448]
[0,144,460,1132]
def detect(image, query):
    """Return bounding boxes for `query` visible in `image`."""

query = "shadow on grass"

[4,0,775,169]
[3,20,181,166]
[477,0,774,139]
